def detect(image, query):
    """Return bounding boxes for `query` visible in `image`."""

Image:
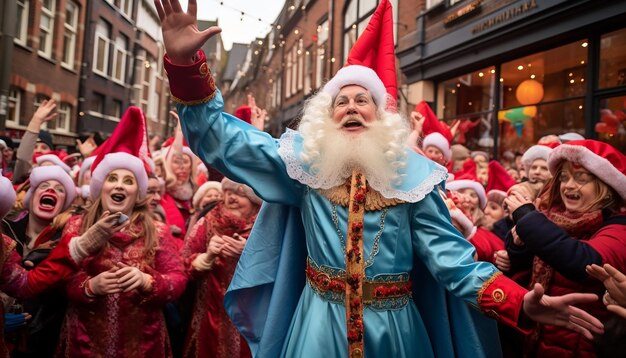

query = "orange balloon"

[516,80,544,105]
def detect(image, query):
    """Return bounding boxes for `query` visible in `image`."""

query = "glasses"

[557,171,595,185]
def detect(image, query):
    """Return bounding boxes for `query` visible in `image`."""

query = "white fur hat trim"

[322,65,387,108]
[446,179,487,209]
[36,154,71,174]
[24,166,76,210]
[90,152,148,200]
[423,132,451,161]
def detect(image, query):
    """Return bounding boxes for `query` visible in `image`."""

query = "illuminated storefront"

[398,0,626,156]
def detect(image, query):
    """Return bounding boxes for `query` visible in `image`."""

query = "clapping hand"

[522,283,603,339]
[154,0,222,65]
[587,264,626,319]
[115,262,153,293]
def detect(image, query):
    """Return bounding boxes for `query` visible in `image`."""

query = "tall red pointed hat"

[322,0,396,110]
[90,106,151,199]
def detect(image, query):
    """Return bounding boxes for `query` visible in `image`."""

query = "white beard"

[168,181,194,201]
[304,116,405,190]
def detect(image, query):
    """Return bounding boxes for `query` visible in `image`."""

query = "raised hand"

[248,94,267,131]
[522,283,603,339]
[76,135,98,158]
[70,211,131,262]
[586,264,626,307]
[154,0,222,65]
[494,250,511,272]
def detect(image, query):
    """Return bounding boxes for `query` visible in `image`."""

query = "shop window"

[499,99,585,153]
[599,28,626,89]
[596,95,626,152]
[500,41,588,109]
[439,66,496,118]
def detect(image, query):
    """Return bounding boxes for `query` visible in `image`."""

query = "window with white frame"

[426,0,444,9]
[315,19,329,89]
[15,0,29,45]
[62,1,79,68]
[297,39,304,91]
[107,0,133,18]
[285,49,292,98]
[89,93,105,116]
[304,46,312,95]
[7,88,22,127]
[56,103,71,132]
[93,19,111,76]
[39,0,56,58]
[140,59,153,114]
[112,35,129,83]
[291,45,298,95]
[343,0,399,63]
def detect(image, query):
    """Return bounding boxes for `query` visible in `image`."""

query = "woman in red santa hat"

[181,177,260,358]
[0,164,76,356]
[505,140,626,357]
[55,107,187,357]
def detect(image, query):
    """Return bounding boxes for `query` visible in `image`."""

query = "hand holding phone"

[116,213,129,226]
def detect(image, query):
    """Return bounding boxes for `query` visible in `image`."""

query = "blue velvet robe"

[177,91,502,357]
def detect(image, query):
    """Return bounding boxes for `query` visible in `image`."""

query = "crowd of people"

[0,0,623,357]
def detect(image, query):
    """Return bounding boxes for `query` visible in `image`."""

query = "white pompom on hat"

[221,177,262,206]
[36,153,72,174]
[446,179,487,209]
[558,132,585,143]
[0,172,16,219]
[422,132,451,162]
[522,145,552,173]
[24,166,76,211]
[89,107,152,200]
[548,139,626,200]
[192,181,222,209]
[322,65,387,108]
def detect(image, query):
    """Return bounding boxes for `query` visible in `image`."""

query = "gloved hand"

[69,211,129,263]
[88,268,122,296]
[114,262,153,292]
[192,235,223,271]
[4,313,31,333]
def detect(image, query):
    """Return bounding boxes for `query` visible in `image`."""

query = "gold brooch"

[492,288,506,303]
[199,62,209,77]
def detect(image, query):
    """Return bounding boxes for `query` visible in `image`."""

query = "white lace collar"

[277,129,447,203]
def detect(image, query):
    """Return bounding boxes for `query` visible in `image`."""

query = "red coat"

[469,227,505,264]
[160,192,192,238]
[56,216,188,358]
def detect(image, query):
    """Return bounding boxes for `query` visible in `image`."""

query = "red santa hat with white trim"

[23,166,76,210]
[34,151,72,174]
[522,144,553,174]
[415,101,453,162]
[0,172,16,219]
[439,189,475,239]
[446,179,487,209]
[89,106,151,200]
[548,139,626,200]
[322,0,396,111]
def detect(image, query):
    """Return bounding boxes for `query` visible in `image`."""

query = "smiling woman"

[504,140,626,357]
[52,107,187,358]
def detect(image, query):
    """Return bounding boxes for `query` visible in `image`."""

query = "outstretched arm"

[154,0,221,65]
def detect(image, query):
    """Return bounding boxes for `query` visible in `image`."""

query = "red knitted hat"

[322,0,396,110]
[548,140,626,200]
[90,107,151,200]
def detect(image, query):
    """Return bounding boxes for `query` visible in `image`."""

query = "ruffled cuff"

[164,50,217,105]
[477,272,532,333]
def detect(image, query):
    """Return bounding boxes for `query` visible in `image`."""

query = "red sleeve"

[470,228,505,263]
[163,50,216,105]
[160,193,188,238]
[181,217,211,277]
[26,233,78,296]
[585,224,626,272]
[477,272,532,333]
[139,228,188,305]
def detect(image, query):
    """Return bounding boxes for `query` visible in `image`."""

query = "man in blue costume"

[154,0,604,356]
